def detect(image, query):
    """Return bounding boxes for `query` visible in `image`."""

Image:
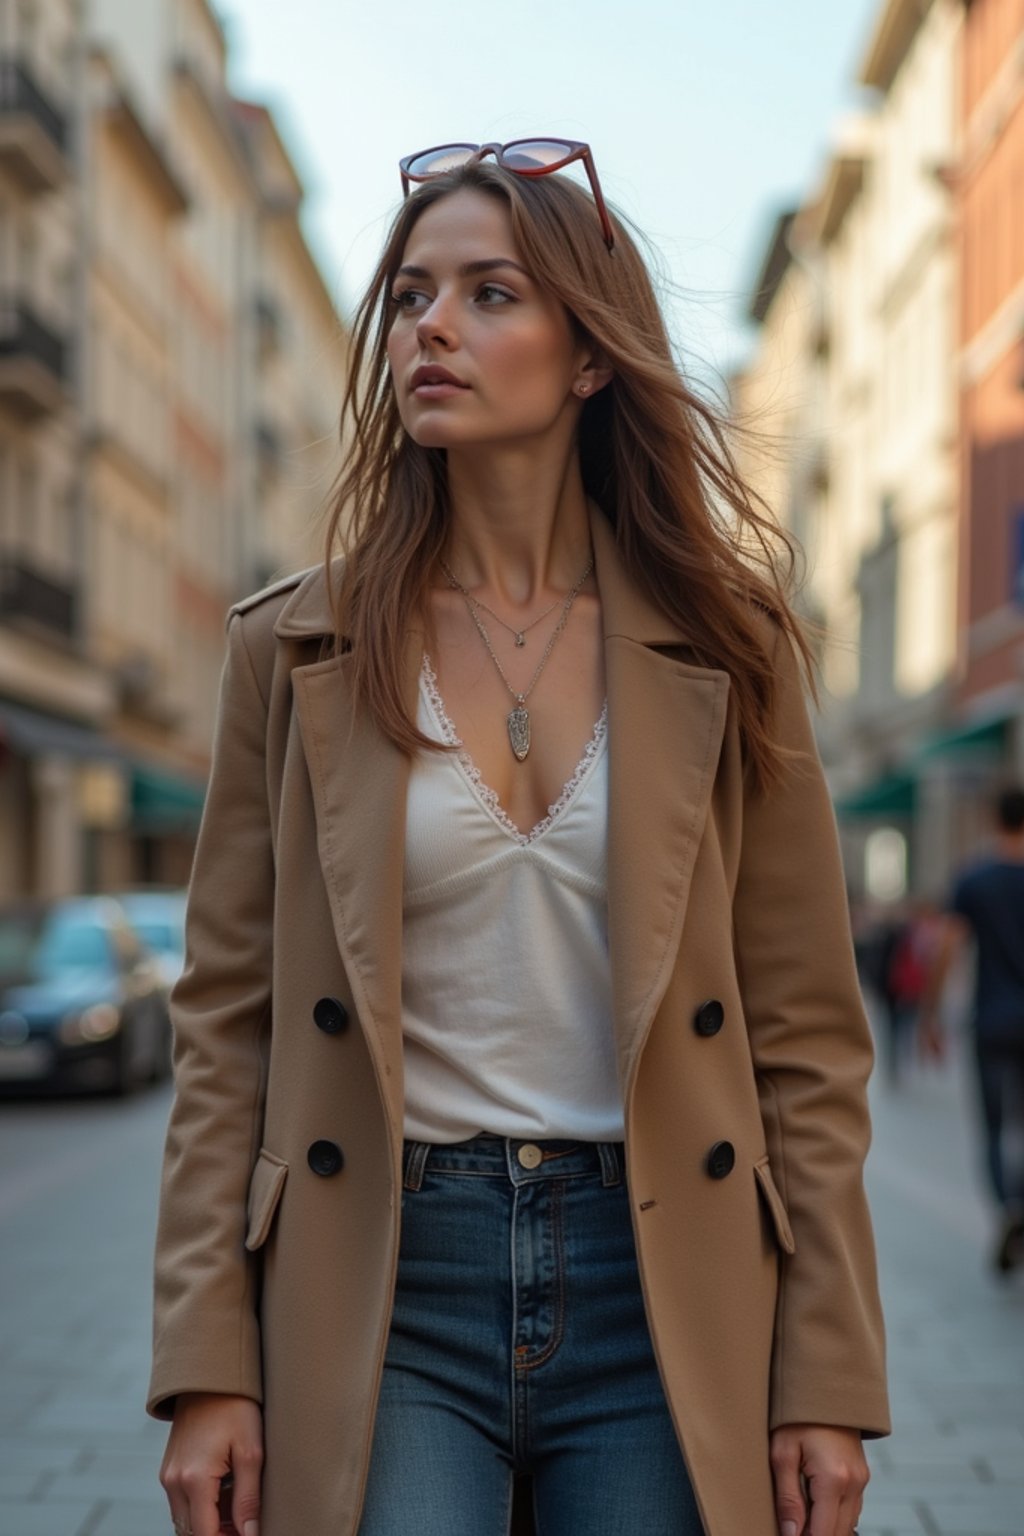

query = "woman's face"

[386,188,588,450]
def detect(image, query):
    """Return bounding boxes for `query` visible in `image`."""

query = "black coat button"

[313,996,349,1034]
[694,998,724,1037]
[307,1140,344,1177]
[705,1141,735,1180]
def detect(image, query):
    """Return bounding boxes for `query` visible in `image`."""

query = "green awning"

[913,715,1009,762]
[131,764,207,830]
[835,773,916,819]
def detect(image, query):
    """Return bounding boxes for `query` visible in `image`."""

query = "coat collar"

[287,502,729,1149]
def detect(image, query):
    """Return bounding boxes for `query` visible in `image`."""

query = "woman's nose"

[414,293,458,349]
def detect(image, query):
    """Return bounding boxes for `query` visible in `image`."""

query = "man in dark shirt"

[921,785,1024,1274]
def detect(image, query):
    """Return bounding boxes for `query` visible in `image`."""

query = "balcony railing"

[0,557,77,640]
[0,297,69,417]
[0,58,70,191]
[0,298,66,375]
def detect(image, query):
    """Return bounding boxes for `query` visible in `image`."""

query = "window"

[17,456,37,554]
[0,438,10,546]
[16,214,37,298]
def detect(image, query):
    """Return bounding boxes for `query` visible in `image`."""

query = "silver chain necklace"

[443,552,595,761]
[439,558,563,646]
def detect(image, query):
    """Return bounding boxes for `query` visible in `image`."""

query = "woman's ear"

[574,348,614,398]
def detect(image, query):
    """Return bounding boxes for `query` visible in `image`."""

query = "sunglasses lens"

[404,144,478,176]
[501,139,574,170]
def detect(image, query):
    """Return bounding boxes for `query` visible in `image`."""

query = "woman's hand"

[160,1392,264,1536]
[769,1423,869,1536]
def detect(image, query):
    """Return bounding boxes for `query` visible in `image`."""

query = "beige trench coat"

[148,503,890,1534]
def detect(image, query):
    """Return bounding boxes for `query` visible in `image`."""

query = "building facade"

[729,206,825,628]
[736,0,967,902]
[0,0,113,901]
[956,0,1024,790]
[0,0,348,901]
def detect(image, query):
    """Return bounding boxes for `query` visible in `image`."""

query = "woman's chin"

[403,421,539,453]
[404,425,496,453]
[406,426,456,449]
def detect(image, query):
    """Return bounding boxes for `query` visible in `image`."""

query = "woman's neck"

[441,450,593,604]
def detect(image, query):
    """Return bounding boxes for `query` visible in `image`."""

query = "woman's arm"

[147,611,276,1422]
[732,624,890,1439]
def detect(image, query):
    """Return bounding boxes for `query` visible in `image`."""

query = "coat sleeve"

[733,623,891,1439]
[147,612,275,1422]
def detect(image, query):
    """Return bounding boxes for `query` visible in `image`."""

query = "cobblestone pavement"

[0,1021,1021,1536]
[858,1033,1024,1536]
[0,1084,174,1536]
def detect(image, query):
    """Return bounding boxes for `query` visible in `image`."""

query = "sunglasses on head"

[398,139,615,253]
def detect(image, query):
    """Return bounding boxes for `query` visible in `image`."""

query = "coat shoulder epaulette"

[226,569,312,629]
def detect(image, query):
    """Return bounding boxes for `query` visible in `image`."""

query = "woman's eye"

[388,284,515,312]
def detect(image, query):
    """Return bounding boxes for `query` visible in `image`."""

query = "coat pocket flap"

[753,1157,796,1255]
[245,1149,288,1252]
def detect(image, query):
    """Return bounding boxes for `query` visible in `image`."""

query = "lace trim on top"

[420,652,608,848]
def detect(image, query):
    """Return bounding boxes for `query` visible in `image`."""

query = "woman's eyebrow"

[395,258,531,280]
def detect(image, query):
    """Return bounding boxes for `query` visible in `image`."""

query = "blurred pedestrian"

[857,903,910,1084]
[882,900,943,1086]
[147,142,888,1536]
[920,784,1024,1274]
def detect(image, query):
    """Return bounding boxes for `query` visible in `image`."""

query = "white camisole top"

[400,655,623,1144]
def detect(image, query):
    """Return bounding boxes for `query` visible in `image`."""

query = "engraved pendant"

[507,703,531,761]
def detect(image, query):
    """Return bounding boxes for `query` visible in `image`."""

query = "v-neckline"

[420,653,608,847]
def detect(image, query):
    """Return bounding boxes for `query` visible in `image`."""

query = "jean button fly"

[517,1143,543,1169]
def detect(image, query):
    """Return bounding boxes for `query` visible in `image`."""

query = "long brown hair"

[323,160,814,795]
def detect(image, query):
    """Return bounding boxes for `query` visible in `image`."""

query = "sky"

[221,0,880,393]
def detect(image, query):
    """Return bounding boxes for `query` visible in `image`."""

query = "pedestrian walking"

[919,784,1024,1274]
[881,900,943,1086]
[148,141,889,1536]
[856,905,910,1083]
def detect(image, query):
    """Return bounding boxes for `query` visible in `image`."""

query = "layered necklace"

[439,552,594,762]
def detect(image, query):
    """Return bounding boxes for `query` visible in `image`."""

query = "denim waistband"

[402,1133,625,1191]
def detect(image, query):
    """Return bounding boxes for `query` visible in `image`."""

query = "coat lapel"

[589,507,730,1098]
[278,588,420,1144]
[273,504,730,1121]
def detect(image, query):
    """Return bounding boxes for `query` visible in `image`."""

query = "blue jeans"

[358,1134,703,1536]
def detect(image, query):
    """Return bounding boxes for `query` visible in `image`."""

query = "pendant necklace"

[443,552,594,762]
[439,558,563,647]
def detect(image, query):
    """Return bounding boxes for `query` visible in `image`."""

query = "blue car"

[0,896,171,1095]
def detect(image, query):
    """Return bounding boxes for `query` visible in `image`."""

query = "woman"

[149,141,890,1536]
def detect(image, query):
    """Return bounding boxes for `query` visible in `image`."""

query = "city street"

[0,1027,1021,1536]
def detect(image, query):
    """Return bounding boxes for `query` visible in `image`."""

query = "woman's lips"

[412,381,470,398]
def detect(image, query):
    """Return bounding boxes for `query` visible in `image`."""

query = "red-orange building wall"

[958,0,1024,708]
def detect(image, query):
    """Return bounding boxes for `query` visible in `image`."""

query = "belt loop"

[598,1141,623,1187]
[403,1140,430,1191]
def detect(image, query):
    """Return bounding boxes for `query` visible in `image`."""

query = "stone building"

[0,0,348,900]
[954,0,1024,813]
[735,0,966,901]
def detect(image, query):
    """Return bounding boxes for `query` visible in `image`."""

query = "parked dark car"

[0,896,171,1095]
